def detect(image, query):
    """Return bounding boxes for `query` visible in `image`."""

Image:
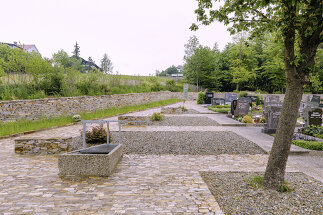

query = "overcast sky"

[1,0,232,76]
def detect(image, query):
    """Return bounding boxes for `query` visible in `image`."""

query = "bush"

[85,124,110,144]
[166,79,177,92]
[241,115,253,123]
[273,91,282,94]
[149,112,164,121]
[233,90,239,93]
[239,91,248,97]
[260,117,266,123]
[197,91,205,104]
[292,140,323,151]
[299,125,323,138]
[181,106,188,112]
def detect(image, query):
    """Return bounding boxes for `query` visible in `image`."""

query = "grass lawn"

[0,98,181,137]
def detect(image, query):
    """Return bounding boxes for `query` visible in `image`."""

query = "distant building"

[177,65,183,73]
[23,44,39,54]
[0,41,21,49]
[0,42,40,54]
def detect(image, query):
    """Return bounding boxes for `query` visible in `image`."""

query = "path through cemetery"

[0,101,322,214]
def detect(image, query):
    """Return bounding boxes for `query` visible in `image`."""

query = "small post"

[82,121,86,149]
[107,122,110,144]
[118,121,121,145]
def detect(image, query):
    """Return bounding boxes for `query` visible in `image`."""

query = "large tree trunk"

[263,67,304,190]
[263,34,305,189]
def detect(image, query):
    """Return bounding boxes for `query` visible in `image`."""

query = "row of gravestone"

[204,92,258,106]
[262,95,322,134]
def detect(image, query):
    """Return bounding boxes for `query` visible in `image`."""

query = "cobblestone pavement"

[0,101,320,214]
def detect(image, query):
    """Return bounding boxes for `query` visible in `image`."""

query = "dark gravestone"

[308,95,320,108]
[304,107,322,126]
[231,100,238,115]
[246,96,258,103]
[225,93,238,105]
[204,92,214,104]
[212,98,225,106]
[234,100,250,116]
[262,102,283,134]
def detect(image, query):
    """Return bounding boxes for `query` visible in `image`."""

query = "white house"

[23,44,39,54]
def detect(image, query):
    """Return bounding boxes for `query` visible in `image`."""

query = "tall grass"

[0,98,181,137]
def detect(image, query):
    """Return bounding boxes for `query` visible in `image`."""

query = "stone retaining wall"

[0,92,198,122]
[14,136,82,155]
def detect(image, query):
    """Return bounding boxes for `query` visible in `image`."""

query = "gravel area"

[151,116,219,126]
[182,109,200,114]
[111,131,266,155]
[201,171,323,215]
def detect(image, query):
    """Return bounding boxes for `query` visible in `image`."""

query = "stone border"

[58,144,123,177]
[15,136,82,155]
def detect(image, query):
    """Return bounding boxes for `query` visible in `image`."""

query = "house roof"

[23,44,39,53]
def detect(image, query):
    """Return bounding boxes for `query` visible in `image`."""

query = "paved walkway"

[0,101,322,214]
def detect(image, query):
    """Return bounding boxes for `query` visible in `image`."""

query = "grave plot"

[111,131,266,155]
[150,116,219,126]
[201,171,323,215]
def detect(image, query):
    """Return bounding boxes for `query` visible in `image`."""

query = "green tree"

[52,49,71,68]
[101,53,113,74]
[229,33,257,90]
[184,46,220,91]
[184,35,200,61]
[72,42,80,58]
[192,0,322,191]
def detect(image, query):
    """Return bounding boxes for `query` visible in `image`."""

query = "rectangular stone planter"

[58,144,123,177]
[118,116,149,125]
[161,107,182,114]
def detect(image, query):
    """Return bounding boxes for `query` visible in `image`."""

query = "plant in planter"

[241,115,254,123]
[149,112,164,121]
[85,124,110,144]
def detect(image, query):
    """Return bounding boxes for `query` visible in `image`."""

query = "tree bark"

[263,65,304,190]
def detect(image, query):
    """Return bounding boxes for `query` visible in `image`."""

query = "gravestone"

[234,100,250,116]
[264,95,280,105]
[262,102,283,134]
[304,107,322,126]
[204,92,214,104]
[238,97,252,107]
[245,96,258,103]
[183,84,188,100]
[308,95,320,108]
[225,93,238,105]
[212,98,225,106]
[230,100,237,115]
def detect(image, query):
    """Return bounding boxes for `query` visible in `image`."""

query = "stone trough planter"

[58,144,123,177]
[118,116,149,125]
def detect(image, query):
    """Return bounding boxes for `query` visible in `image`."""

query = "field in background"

[0,72,188,101]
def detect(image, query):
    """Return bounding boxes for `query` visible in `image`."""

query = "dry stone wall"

[0,92,198,122]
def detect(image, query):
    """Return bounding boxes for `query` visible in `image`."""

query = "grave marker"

[204,92,214,104]
[304,107,322,126]
[262,102,283,134]
[234,100,250,116]
[212,98,225,106]
[225,93,238,105]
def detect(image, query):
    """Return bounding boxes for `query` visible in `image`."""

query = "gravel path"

[201,171,323,215]
[151,116,219,126]
[111,131,266,155]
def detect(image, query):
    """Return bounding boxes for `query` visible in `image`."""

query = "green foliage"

[85,124,109,144]
[246,175,293,192]
[241,115,253,123]
[101,53,113,74]
[214,104,230,108]
[260,117,266,123]
[233,90,239,93]
[166,79,177,92]
[72,42,80,58]
[208,106,230,113]
[181,106,188,112]
[149,112,164,121]
[0,99,180,137]
[197,91,205,104]
[157,65,178,76]
[299,125,323,139]
[239,91,248,97]
[292,140,323,151]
